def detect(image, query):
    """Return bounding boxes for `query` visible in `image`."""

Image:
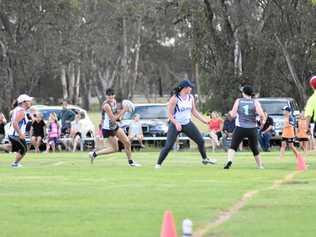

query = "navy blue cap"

[282,106,291,112]
[178,80,193,89]
[240,85,254,96]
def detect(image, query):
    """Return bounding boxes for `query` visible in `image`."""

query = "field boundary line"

[193,171,298,237]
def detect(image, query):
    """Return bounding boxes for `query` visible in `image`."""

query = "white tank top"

[174,94,193,125]
[8,106,27,136]
[102,100,118,130]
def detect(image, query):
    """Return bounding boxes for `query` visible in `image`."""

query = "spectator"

[58,100,76,136]
[208,111,223,152]
[258,112,274,152]
[31,112,46,152]
[128,114,145,148]
[70,113,82,152]
[222,114,236,151]
[46,112,59,152]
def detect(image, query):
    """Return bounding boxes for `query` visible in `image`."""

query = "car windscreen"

[38,109,62,121]
[123,105,168,120]
[258,101,288,115]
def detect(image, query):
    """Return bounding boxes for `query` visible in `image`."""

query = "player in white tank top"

[156,80,216,167]
[174,94,193,125]
[9,94,33,168]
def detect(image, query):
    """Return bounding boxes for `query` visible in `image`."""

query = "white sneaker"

[11,163,23,168]
[129,161,142,167]
[155,164,161,169]
[202,158,217,165]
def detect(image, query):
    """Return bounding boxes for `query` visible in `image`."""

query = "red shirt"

[208,118,222,132]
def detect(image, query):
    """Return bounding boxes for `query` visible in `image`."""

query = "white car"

[3,105,95,142]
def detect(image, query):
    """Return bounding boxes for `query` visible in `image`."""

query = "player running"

[7,94,33,168]
[89,88,141,167]
[224,85,265,169]
[155,79,216,168]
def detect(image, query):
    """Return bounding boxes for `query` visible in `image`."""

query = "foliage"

[0,0,315,114]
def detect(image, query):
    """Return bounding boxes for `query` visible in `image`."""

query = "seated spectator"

[70,113,82,152]
[128,114,145,148]
[46,113,59,152]
[58,100,76,137]
[31,112,46,152]
[208,111,223,152]
[258,111,274,152]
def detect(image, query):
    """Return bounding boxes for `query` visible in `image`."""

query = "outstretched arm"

[192,97,208,124]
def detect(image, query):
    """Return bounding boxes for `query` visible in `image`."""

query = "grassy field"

[0,150,315,237]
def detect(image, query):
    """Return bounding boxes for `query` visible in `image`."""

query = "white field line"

[52,161,65,166]
[193,171,298,237]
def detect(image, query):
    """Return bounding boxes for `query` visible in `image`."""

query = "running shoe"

[224,161,232,169]
[11,163,23,168]
[128,161,142,167]
[202,158,216,165]
[155,164,161,169]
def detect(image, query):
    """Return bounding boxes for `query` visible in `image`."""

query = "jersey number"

[242,105,249,115]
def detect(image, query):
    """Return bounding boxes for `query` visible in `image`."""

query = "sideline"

[193,171,298,237]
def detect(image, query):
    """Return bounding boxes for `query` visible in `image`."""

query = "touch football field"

[0,151,315,237]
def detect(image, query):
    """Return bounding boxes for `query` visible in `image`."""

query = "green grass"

[0,151,315,237]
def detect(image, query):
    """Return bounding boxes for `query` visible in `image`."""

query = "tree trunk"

[60,64,68,100]
[74,64,81,105]
[274,34,306,103]
[131,16,142,99]
[67,62,75,103]
[81,72,90,111]
[121,12,129,99]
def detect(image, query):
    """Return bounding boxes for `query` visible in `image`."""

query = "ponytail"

[170,86,183,97]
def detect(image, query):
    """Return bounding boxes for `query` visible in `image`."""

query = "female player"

[155,79,216,168]
[89,88,141,167]
[223,85,265,169]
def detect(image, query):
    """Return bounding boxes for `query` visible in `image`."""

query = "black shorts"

[102,128,118,138]
[230,127,259,156]
[296,137,309,142]
[282,137,295,143]
[9,136,27,156]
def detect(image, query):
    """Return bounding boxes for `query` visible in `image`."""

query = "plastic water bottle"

[182,218,192,237]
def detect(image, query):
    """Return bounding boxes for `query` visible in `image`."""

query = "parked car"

[256,97,300,140]
[4,104,95,143]
[120,103,169,137]
[119,103,190,148]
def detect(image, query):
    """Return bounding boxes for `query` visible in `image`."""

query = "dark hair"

[11,99,18,109]
[170,86,182,97]
[106,88,115,96]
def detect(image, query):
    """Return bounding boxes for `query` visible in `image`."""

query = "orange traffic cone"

[296,154,307,171]
[160,210,177,237]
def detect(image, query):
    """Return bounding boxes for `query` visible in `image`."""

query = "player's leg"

[224,127,244,169]
[247,128,263,168]
[156,123,179,166]
[116,128,141,167]
[182,121,216,164]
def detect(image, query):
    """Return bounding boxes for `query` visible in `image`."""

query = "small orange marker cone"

[296,154,307,171]
[160,210,177,237]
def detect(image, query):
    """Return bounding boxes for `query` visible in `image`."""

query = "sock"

[128,159,133,164]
